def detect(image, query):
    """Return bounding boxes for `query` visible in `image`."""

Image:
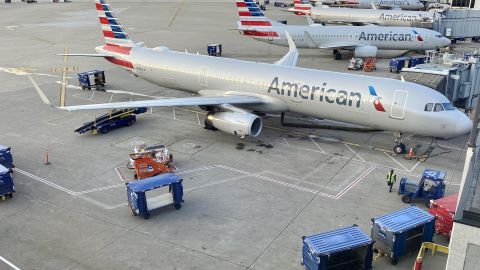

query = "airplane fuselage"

[98,45,470,138]
[308,7,439,27]
[245,25,449,51]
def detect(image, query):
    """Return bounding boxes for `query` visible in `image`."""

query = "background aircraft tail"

[95,0,136,47]
[236,0,283,38]
[292,0,312,15]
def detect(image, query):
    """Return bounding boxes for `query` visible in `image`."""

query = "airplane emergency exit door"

[390,90,408,119]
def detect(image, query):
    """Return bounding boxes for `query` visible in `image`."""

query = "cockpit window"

[424,103,434,111]
[442,103,455,111]
[434,103,444,112]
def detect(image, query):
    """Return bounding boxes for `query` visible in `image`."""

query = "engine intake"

[205,112,262,137]
[354,45,378,58]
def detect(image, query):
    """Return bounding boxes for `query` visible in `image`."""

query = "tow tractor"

[398,169,446,207]
[128,144,176,180]
[74,107,147,134]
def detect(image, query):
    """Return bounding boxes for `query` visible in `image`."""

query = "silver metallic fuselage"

[97,45,471,138]
[309,7,439,27]
[249,25,450,50]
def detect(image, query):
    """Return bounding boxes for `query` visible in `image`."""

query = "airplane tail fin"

[292,0,312,15]
[236,0,283,27]
[236,0,283,38]
[95,0,136,47]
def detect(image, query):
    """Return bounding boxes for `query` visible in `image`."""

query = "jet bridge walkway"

[74,107,147,134]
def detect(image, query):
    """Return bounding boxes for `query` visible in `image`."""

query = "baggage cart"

[127,173,184,219]
[78,70,106,91]
[0,164,14,200]
[207,44,222,56]
[398,169,446,207]
[0,145,14,173]
[389,56,410,73]
[429,193,458,237]
[371,206,435,265]
[302,225,374,270]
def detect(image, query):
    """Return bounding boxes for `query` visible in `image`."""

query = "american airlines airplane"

[290,0,440,27]
[58,0,471,154]
[325,0,425,10]
[236,0,449,59]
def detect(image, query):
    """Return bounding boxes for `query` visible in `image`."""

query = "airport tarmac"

[0,1,475,269]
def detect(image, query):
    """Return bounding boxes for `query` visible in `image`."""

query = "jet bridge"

[399,51,480,112]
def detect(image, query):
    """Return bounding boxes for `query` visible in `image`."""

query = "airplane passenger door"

[199,67,208,87]
[390,90,408,119]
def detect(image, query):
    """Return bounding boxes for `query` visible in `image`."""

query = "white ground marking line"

[14,168,77,196]
[282,138,290,146]
[115,167,127,182]
[384,152,409,171]
[196,113,201,125]
[334,166,376,199]
[215,165,325,196]
[409,161,421,172]
[27,75,52,106]
[344,143,366,162]
[308,135,326,154]
[41,121,58,126]
[75,184,125,195]
[173,107,177,120]
[0,256,22,270]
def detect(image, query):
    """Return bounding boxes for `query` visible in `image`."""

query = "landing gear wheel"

[402,194,412,203]
[393,143,406,154]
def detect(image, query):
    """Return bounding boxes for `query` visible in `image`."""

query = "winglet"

[306,15,316,26]
[274,31,298,67]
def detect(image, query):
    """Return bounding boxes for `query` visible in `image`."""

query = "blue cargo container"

[0,164,14,199]
[389,57,410,73]
[409,56,426,67]
[0,145,14,173]
[127,173,183,219]
[207,44,222,56]
[302,225,374,270]
[371,206,435,265]
[78,70,106,91]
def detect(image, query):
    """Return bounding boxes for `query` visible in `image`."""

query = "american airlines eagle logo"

[412,29,423,41]
[369,86,386,112]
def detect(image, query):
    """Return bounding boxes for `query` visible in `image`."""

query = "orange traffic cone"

[408,148,414,158]
[44,149,51,165]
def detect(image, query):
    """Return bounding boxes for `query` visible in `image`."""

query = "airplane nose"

[455,113,473,136]
[443,37,451,46]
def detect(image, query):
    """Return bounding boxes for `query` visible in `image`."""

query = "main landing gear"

[333,49,342,60]
[393,132,406,154]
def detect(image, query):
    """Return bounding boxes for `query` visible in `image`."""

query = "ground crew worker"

[386,169,396,193]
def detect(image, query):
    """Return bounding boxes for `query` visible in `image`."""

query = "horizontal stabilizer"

[56,53,112,57]
[58,95,263,111]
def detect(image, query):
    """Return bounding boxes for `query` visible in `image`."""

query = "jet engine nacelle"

[354,46,378,58]
[206,112,262,137]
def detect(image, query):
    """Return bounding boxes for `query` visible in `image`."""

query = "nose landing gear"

[393,132,407,154]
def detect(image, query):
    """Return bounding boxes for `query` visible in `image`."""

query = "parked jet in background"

[327,0,425,10]
[236,0,449,59]
[53,0,471,154]
[290,0,440,27]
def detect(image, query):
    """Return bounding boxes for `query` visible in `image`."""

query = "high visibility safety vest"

[386,172,396,184]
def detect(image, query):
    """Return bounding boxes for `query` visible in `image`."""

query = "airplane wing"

[274,32,298,67]
[58,95,264,111]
